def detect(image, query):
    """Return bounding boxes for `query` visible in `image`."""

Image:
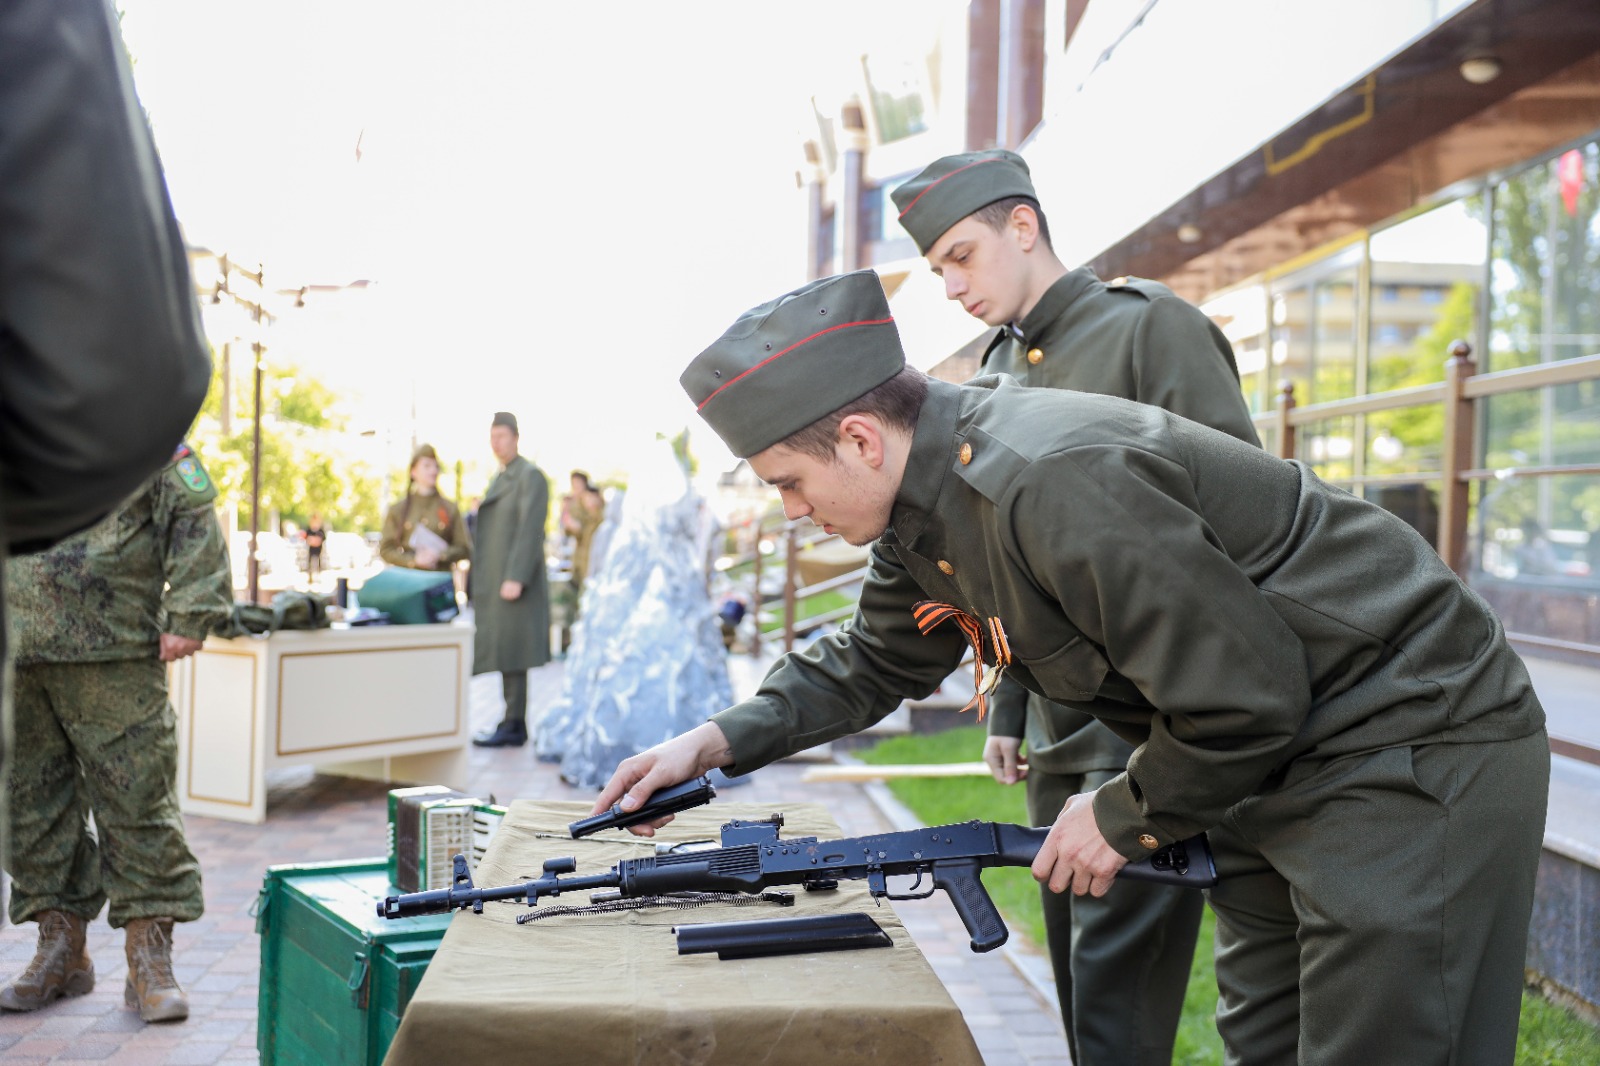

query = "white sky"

[119,2,924,488]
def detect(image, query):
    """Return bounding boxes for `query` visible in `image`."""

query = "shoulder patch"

[173,441,193,462]
[166,445,218,504]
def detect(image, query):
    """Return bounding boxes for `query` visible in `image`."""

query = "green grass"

[757,588,857,633]
[859,724,1600,1065]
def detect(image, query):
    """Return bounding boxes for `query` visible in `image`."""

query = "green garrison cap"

[491,411,518,433]
[891,149,1037,254]
[681,270,904,458]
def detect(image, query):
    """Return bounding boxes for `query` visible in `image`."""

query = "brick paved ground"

[0,657,1068,1065]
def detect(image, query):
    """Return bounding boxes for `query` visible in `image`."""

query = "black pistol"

[568,776,718,838]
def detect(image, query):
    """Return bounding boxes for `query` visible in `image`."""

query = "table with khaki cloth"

[383,799,985,1066]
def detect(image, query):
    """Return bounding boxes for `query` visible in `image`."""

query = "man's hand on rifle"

[1033,792,1127,898]
[594,722,735,837]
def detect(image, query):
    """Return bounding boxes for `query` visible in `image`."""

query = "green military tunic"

[470,455,552,675]
[712,377,1547,1062]
[566,492,605,594]
[379,492,471,571]
[5,447,232,927]
[980,266,1262,777]
[974,267,1263,1063]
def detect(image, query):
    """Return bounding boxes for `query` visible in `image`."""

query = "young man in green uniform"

[596,270,1550,1065]
[3,444,232,1022]
[471,412,553,747]
[890,147,1258,1063]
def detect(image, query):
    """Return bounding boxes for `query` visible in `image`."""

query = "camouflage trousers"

[5,659,203,928]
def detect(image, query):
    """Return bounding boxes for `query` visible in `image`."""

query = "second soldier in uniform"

[2,443,232,1022]
[891,147,1259,1064]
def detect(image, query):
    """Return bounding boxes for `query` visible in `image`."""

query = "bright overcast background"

[119,1,941,486]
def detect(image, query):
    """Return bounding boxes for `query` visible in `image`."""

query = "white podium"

[168,622,474,823]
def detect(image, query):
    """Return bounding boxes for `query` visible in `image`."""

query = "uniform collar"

[888,378,963,545]
[1013,266,1100,346]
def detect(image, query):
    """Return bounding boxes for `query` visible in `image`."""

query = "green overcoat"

[710,376,1542,858]
[469,455,550,674]
[978,267,1261,776]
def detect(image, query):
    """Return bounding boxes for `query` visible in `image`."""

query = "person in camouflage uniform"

[1,443,232,1023]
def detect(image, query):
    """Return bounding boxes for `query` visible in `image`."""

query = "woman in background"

[379,444,471,571]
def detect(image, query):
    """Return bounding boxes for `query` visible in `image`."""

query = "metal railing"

[1259,341,1600,765]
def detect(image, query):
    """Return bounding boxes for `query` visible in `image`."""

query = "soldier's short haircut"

[971,196,1053,249]
[779,366,930,462]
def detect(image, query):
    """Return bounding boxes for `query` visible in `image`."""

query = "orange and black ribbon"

[911,600,1012,721]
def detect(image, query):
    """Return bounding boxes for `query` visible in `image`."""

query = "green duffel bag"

[215,590,332,639]
[356,566,459,625]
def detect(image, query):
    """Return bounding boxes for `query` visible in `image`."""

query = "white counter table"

[168,622,474,823]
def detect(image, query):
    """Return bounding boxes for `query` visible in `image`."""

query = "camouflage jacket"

[6,443,232,665]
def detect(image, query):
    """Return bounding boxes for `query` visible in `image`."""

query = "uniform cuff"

[166,614,216,642]
[709,702,787,776]
[1091,772,1175,861]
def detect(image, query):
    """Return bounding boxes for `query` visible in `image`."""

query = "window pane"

[1309,269,1357,402]
[1470,473,1600,645]
[1201,284,1270,415]
[1299,415,1358,483]
[1269,284,1311,406]
[1488,141,1600,374]
[1367,198,1487,391]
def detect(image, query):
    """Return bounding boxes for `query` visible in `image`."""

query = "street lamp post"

[206,254,271,604]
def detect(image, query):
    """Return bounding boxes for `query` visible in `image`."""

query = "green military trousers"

[1029,767,1206,1066]
[6,659,204,928]
[1206,733,1549,1065]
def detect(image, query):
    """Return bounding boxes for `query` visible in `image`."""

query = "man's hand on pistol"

[593,722,736,836]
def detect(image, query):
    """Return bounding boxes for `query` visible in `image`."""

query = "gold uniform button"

[1026,347,1044,365]
[1138,833,1160,850]
[1108,276,1129,287]
[959,442,973,465]
[938,560,955,576]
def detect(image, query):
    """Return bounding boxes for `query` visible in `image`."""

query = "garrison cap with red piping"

[680,270,904,459]
[891,149,1037,254]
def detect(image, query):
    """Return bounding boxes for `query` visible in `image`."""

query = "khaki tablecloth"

[383,799,983,1066]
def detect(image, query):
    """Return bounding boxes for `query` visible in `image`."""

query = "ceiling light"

[1459,55,1501,85]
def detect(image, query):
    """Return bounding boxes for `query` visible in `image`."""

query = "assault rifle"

[377,814,1216,953]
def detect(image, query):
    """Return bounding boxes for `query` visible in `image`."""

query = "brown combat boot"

[123,917,188,1022]
[0,910,95,1011]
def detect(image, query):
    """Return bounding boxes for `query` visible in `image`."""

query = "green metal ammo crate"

[256,858,453,1066]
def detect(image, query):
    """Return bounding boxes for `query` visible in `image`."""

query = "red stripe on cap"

[896,157,1007,220]
[697,317,895,411]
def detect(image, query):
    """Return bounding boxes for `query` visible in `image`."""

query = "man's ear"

[1010,203,1041,253]
[836,413,886,469]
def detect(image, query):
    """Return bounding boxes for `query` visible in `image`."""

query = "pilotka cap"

[891,149,1037,254]
[681,270,905,459]
[491,411,518,433]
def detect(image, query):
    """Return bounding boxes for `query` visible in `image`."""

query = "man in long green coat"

[471,412,551,747]
[892,147,1260,1064]
[597,271,1549,1065]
